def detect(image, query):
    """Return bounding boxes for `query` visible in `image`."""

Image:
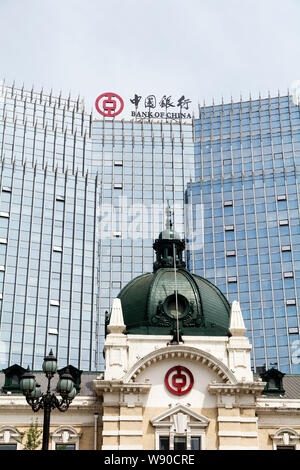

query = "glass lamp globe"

[67,387,77,400]
[42,350,57,374]
[57,369,74,395]
[20,367,36,394]
[28,386,42,399]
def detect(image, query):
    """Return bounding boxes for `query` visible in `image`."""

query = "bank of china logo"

[95,92,124,117]
[164,365,194,396]
[130,93,192,120]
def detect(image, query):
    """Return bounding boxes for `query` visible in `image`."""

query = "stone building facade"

[0,223,300,450]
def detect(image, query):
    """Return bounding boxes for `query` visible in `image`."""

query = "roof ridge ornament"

[166,200,173,230]
[107,298,126,334]
[229,300,246,336]
[153,202,186,270]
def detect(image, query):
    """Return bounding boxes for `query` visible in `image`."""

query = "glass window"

[0,444,17,450]
[191,437,201,450]
[276,446,295,450]
[174,437,187,450]
[159,437,169,450]
[55,444,76,450]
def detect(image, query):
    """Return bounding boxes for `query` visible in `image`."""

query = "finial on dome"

[166,200,172,230]
[153,201,186,270]
[229,300,246,336]
[107,298,126,334]
[158,201,180,241]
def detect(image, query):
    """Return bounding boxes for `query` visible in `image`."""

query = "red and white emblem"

[95,92,124,117]
[164,366,194,396]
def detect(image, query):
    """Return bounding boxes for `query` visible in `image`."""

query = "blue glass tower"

[0,83,98,370]
[0,82,300,374]
[91,118,195,368]
[0,82,195,370]
[187,94,300,373]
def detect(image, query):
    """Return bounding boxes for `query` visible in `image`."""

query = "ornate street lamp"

[20,350,77,451]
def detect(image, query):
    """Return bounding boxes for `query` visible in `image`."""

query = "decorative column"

[209,383,265,450]
[207,301,265,449]
[104,298,128,381]
[95,298,150,450]
[227,301,253,382]
[93,383,150,450]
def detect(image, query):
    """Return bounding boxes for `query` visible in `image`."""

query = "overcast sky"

[0,0,299,118]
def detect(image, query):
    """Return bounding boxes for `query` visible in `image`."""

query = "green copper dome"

[107,205,231,338]
[159,228,180,240]
[117,268,230,336]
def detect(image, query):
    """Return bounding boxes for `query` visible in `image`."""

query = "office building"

[188,94,300,373]
[0,83,98,370]
[0,83,299,373]
[0,224,300,450]
[0,83,193,370]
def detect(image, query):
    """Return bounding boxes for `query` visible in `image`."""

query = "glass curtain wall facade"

[0,82,195,370]
[92,119,194,367]
[1,82,300,373]
[0,83,98,370]
[187,94,300,373]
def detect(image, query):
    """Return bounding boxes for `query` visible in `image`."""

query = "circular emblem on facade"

[95,92,124,117]
[164,365,194,396]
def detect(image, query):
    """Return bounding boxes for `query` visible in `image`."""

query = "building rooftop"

[0,371,299,399]
[0,371,101,397]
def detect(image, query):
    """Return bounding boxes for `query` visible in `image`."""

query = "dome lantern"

[112,202,231,338]
[153,203,186,271]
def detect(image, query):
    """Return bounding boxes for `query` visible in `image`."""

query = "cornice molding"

[208,382,265,395]
[93,381,151,395]
[0,395,98,410]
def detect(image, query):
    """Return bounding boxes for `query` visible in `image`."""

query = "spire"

[107,298,125,334]
[160,201,178,239]
[166,201,172,230]
[229,301,246,336]
[153,202,186,271]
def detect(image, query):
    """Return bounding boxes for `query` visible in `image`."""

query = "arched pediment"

[50,425,82,450]
[270,427,300,449]
[272,427,300,439]
[0,426,22,447]
[123,345,237,384]
[51,425,81,439]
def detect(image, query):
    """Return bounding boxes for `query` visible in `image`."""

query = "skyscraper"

[92,117,195,368]
[0,82,98,370]
[0,83,194,370]
[187,93,300,373]
[0,83,299,374]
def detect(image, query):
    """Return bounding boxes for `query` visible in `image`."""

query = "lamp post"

[20,350,77,451]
